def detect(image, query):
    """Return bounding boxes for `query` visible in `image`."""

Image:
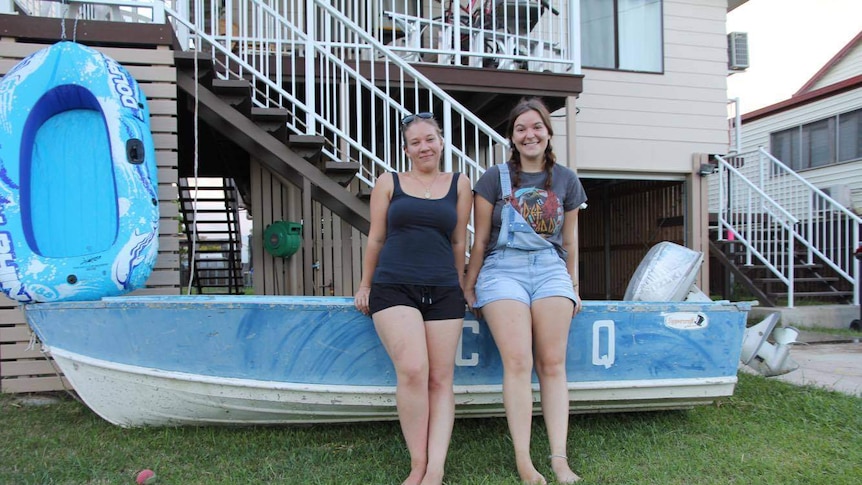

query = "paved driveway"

[769,341,862,397]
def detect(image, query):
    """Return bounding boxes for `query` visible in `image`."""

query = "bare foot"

[549,456,581,483]
[419,468,444,485]
[516,461,547,485]
[402,467,425,485]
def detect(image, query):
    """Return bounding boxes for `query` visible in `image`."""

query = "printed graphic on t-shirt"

[511,187,563,237]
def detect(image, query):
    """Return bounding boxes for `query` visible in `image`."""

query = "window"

[802,118,835,168]
[771,127,801,170]
[580,0,663,73]
[838,108,862,162]
[769,108,862,171]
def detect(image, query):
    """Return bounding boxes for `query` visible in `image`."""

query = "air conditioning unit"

[822,184,852,207]
[728,32,749,71]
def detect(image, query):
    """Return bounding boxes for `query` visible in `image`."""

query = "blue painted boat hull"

[24,295,750,427]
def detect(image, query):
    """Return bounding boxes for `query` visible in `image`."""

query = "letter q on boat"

[0,41,159,303]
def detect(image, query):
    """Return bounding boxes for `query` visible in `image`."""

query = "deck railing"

[5,0,579,190]
[714,148,861,307]
[372,0,577,73]
[12,0,163,22]
[166,0,512,188]
[3,0,584,247]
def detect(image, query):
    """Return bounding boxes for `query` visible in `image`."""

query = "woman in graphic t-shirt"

[465,98,587,484]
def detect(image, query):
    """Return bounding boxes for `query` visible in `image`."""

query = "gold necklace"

[413,172,441,199]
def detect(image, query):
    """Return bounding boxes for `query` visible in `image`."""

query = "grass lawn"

[1,372,860,484]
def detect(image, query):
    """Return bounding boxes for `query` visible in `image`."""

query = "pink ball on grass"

[136,469,157,484]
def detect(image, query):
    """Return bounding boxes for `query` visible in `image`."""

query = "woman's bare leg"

[532,297,581,483]
[420,318,464,485]
[373,306,430,485]
[482,300,546,485]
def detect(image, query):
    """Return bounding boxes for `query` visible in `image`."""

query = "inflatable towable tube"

[0,41,159,303]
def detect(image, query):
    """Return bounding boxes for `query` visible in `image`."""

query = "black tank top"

[372,173,461,286]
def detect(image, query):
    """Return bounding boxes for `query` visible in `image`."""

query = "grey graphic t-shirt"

[473,162,587,260]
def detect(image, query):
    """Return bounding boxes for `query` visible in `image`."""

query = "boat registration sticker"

[662,312,708,330]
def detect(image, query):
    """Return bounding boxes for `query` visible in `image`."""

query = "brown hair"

[505,97,556,189]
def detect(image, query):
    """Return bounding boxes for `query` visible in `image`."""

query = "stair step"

[211,79,252,113]
[189,239,239,244]
[180,200,241,206]
[288,134,328,163]
[769,291,854,298]
[211,78,252,96]
[358,186,373,200]
[756,278,840,284]
[740,263,823,270]
[251,107,290,142]
[188,233,241,238]
[180,194,240,200]
[183,209,242,214]
[174,51,215,85]
[322,161,361,187]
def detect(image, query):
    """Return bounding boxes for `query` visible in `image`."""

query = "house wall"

[556,0,731,176]
[249,159,366,297]
[0,40,180,393]
[734,88,862,214]
[553,0,732,292]
[807,41,862,92]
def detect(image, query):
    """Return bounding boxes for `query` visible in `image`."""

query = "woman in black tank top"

[354,113,472,485]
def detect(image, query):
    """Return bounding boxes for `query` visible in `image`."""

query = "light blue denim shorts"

[474,247,576,308]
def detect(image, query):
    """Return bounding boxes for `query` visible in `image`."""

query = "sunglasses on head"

[401,112,434,126]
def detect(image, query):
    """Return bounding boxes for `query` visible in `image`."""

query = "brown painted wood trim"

[246,53,583,98]
[794,31,862,96]
[742,75,862,123]
[0,14,174,48]
[412,64,583,97]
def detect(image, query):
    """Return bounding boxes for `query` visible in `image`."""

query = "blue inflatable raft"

[0,41,159,303]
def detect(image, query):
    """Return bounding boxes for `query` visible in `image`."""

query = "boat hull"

[24,295,750,427]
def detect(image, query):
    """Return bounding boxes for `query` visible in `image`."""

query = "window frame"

[769,108,862,172]
[580,0,664,74]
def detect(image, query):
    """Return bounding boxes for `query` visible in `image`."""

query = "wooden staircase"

[710,238,854,307]
[173,51,373,294]
[174,52,370,229]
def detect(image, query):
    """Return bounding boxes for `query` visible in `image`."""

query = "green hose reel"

[263,221,302,258]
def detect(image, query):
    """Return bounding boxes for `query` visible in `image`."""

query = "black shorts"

[369,283,466,321]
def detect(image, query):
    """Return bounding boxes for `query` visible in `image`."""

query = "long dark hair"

[505,97,556,189]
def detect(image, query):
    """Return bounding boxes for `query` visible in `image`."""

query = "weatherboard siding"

[807,41,862,93]
[566,0,730,176]
[738,89,862,213]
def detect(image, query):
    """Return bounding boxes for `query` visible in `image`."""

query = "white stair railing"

[165,0,513,191]
[5,0,580,248]
[7,0,560,189]
[714,149,861,307]
[11,0,163,22]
